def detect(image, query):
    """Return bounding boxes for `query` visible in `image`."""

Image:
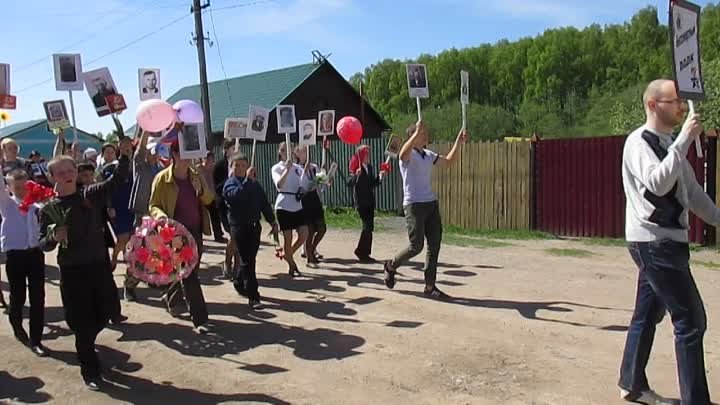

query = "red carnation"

[157,260,174,276]
[380,162,392,173]
[158,245,172,261]
[135,247,150,264]
[159,225,176,243]
[179,245,195,263]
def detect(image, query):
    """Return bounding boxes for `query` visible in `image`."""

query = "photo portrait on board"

[299,119,317,146]
[0,64,9,95]
[53,54,84,91]
[138,68,161,101]
[83,67,118,116]
[182,125,201,151]
[277,105,297,133]
[43,100,69,130]
[247,105,270,141]
[178,123,208,160]
[406,63,429,98]
[318,110,335,136]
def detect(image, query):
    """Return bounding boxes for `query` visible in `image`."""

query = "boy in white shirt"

[0,169,46,357]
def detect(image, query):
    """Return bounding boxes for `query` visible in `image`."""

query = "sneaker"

[356,254,377,264]
[195,325,210,334]
[249,299,263,310]
[214,236,228,243]
[31,344,48,357]
[383,261,397,289]
[84,378,101,391]
[423,286,451,301]
[620,388,675,405]
[124,287,137,302]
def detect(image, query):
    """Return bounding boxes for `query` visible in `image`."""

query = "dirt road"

[1,229,718,405]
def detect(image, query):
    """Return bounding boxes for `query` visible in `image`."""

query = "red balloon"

[337,116,363,145]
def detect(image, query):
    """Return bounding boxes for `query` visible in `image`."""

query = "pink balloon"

[173,99,204,123]
[337,116,363,145]
[136,100,176,133]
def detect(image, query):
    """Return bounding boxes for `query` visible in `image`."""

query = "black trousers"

[231,223,262,300]
[59,262,117,380]
[166,232,208,327]
[6,248,45,345]
[206,201,224,239]
[355,206,375,258]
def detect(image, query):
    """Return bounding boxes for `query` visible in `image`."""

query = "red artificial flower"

[380,162,392,173]
[179,245,195,263]
[158,245,172,261]
[157,260,174,276]
[135,247,150,264]
[159,224,176,243]
[18,181,56,215]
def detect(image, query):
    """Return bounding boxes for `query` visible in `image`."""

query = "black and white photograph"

[276,105,297,134]
[179,123,208,160]
[43,100,70,130]
[247,105,270,141]
[53,54,84,91]
[0,63,9,95]
[385,134,401,158]
[318,109,335,136]
[138,68,161,101]
[224,118,248,139]
[83,67,119,117]
[406,63,429,98]
[299,119,317,146]
[460,70,469,105]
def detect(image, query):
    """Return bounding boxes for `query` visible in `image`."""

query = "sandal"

[384,261,397,289]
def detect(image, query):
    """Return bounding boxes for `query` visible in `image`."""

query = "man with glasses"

[619,79,716,405]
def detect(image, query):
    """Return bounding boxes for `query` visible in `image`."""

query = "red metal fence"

[533,135,706,243]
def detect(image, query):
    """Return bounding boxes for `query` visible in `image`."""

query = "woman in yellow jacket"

[149,141,214,334]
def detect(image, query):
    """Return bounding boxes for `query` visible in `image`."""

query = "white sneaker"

[621,389,677,405]
[194,325,209,334]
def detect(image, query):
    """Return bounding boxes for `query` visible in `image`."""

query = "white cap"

[83,147,98,159]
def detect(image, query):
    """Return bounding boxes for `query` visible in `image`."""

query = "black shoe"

[214,236,228,243]
[233,282,249,297]
[423,286,451,301]
[31,344,48,357]
[383,261,397,289]
[356,255,377,264]
[124,287,137,302]
[289,265,302,278]
[110,315,128,325]
[249,298,263,310]
[300,253,307,259]
[84,377,101,391]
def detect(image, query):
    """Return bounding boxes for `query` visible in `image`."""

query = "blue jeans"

[619,240,710,405]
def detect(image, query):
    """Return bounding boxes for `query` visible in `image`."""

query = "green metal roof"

[167,63,321,134]
[0,119,47,138]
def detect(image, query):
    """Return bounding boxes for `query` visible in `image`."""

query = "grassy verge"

[545,248,595,258]
[691,260,720,271]
[324,208,394,230]
[443,225,554,240]
[443,234,512,249]
[580,238,627,247]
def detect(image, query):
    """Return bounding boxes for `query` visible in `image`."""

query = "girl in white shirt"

[271,142,310,277]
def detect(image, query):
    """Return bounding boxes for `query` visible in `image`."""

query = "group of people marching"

[0,116,468,391]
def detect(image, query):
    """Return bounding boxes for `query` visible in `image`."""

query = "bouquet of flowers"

[125,217,199,285]
[19,181,70,248]
[313,169,329,186]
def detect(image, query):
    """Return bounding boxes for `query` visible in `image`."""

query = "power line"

[212,0,274,12]
[14,12,192,94]
[208,5,238,117]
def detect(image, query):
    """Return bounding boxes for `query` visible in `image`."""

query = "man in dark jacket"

[223,152,278,309]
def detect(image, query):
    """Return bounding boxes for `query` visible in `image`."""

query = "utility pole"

[192,0,213,145]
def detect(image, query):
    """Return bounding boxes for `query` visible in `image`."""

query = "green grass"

[691,260,720,270]
[545,248,595,258]
[324,208,394,230]
[443,234,512,249]
[581,238,627,247]
[443,225,554,240]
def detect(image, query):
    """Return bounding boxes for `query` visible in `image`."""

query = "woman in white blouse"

[271,142,310,277]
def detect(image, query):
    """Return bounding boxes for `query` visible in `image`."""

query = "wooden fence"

[430,141,532,230]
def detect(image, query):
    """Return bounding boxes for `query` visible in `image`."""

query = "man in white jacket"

[619,79,715,405]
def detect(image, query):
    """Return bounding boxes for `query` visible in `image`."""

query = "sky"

[2,0,717,136]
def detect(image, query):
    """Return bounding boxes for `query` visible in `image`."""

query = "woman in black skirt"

[294,146,326,268]
[271,142,309,277]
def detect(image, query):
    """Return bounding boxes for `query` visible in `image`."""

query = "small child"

[0,169,47,356]
[223,152,278,309]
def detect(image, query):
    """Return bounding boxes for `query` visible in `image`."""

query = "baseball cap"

[83,147,98,159]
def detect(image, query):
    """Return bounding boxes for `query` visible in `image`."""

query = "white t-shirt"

[622,124,720,242]
[271,161,306,212]
[399,148,439,206]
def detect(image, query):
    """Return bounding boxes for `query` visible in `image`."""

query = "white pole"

[689,100,703,158]
[321,136,327,169]
[234,138,239,153]
[285,133,291,161]
[416,97,422,121]
[68,90,78,143]
[250,139,256,167]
